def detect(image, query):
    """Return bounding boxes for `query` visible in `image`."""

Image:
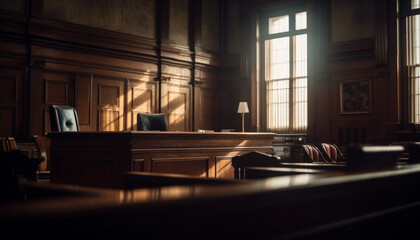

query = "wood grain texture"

[50,131,275,188]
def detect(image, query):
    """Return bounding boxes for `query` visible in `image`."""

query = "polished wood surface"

[50,131,275,188]
[2,164,420,239]
[123,171,239,189]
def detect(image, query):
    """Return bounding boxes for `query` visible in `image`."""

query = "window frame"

[259,4,308,133]
[401,0,420,124]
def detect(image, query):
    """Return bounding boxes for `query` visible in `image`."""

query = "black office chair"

[137,113,168,131]
[231,151,282,179]
[49,105,80,132]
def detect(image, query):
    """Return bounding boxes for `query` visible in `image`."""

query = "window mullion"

[289,13,295,133]
[289,35,294,133]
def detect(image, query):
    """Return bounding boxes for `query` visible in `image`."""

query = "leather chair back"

[137,113,168,131]
[49,105,80,132]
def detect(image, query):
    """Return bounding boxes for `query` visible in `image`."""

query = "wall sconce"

[237,102,249,132]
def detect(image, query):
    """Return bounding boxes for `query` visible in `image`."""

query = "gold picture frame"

[340,79,371,114]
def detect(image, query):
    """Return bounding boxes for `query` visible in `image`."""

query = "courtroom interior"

[1,0,420,239]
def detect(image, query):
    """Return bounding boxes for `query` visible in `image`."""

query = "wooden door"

[93,78,125,131]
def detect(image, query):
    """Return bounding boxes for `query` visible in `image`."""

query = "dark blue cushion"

[137,113,168,131]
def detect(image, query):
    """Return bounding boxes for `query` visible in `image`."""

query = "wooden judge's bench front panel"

[49,131,275,188]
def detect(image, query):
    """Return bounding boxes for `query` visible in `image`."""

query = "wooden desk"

[49,131,275,188]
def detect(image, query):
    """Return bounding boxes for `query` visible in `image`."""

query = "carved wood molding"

[194,48,224,67]
[29,17,158,58]
[160,41,194,63]
[193,80,204,87]
[0,9,27,35]
[328,38,375,61]
[161,76,171,82]
[29,59,45,68]
[330,67,389,80]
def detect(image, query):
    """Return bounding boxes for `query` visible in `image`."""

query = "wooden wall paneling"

[249,8,259,132]
[192,0,202,48]
[169,0,189,45]
[160,64,192,131]
[193,0,224,66]
[29,43,158,78]
[215,155,234,179]
[76,74,93,131]
[201,0,220,53]
[194,67,220,131]
[152,156,211,177]
[50,131,274,187]
[93,77,125,131]
[161,44,194,63]
[307,0,329,143]
[40,0,157,53]
[313,75,332,144]
[29,40,159,134]
[28,50,48,136]
[127,78,158,131]
[133,157,145,172]
[375,0,388,65]
[227,0,241,55]
[329,66,397,145]
[0,68,21,137]
[195,86,219,131]
[335,122,370,148]
[161,83,191,131]
[387,0,400,126]
[43,71,76,133]
[224,67,248,132]
[330,0,375,44]
[218,88,232,130]
[0,39,28,140]
[161,0,193,63]
[0,4,27,37]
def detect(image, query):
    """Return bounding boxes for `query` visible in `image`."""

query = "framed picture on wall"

[340,79,371,114]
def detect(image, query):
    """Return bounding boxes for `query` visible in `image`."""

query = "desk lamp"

[237,102,249,132]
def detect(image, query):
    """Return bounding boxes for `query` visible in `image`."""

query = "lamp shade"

[237,102,249,113]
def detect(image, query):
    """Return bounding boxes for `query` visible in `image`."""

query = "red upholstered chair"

[321,143,346,163]
[302,144,328,163]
